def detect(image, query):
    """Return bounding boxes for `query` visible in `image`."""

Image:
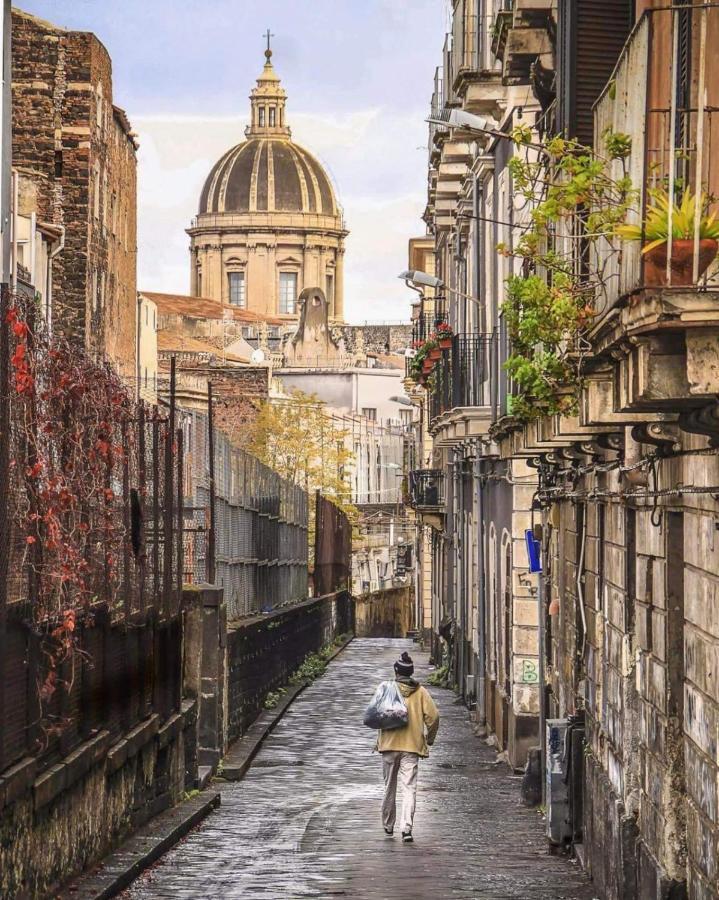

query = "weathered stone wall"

[0,609,197,899]
[332,324,412,356]
[548,444,719,899]
[354,586,414,638]
[226,592,353,743]
[11,9,137,380]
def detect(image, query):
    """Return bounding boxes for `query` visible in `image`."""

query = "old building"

[11,8,138,382]
[409,2,719,898]
[187,42,348,322]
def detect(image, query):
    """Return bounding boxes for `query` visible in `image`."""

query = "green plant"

[498,127,636,421]
[426,665,450,688]
[617,188,719,252]
[263,689,286,710]
[289,649,329,685]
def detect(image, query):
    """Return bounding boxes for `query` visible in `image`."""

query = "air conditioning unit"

[546,718,571,846]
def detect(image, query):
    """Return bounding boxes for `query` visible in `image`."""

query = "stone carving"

[284,287,341,365]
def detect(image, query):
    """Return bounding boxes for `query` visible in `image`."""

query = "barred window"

[228,271,246,308]
[279,272,298,314]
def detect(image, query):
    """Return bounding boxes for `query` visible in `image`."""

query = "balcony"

[491,0,554,85]
[409,469,445,512]
[429,333,497,444]
[587,4,719,437]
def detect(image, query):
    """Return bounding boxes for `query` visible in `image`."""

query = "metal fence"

[183,400,309,619]
[0,288,184,773]
[429,333,496,424]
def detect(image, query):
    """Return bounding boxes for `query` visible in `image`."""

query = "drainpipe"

[538,503,547,803]
[476,454,487,731]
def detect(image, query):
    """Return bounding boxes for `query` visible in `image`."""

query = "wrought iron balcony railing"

[409,469,445,511]
[594,3,719,311]
[429,333,496,425]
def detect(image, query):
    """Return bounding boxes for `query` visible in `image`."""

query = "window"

[196,267,202,296]
[228,271,246,307]
[279,272,298,314]
[258,107,265,127]
[399,408,413,426]
[361,407,377,421]
[269,107,276,127]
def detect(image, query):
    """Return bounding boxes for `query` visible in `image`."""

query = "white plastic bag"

[363,680,408,730]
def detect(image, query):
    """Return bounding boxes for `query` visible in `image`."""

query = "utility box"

[546,718,571,846]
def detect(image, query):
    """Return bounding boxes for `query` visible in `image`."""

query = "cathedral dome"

[188,40,347,322]
[198,138,338,216]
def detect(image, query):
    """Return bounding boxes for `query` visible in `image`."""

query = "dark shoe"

[384,826,393,835]
[402,831,413,843]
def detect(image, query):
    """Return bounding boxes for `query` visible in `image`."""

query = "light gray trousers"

[381,750,419,832]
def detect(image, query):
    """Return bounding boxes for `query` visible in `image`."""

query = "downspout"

[476,454,487,731]
[136,292,142,402]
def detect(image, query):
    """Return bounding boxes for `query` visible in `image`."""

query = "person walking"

[377,651,439,843]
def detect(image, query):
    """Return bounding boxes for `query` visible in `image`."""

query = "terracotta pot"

[422,358,434,374]
[438,336,452,349]
[643,238,718,287]
[428,347,441,361]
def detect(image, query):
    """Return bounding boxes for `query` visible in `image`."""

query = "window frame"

[228,270,246,308]
[278,271,298,315]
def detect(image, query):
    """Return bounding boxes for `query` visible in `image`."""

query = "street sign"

[525,528,542,574]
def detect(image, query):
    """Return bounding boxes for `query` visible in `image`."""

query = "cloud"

[134,105,428,322]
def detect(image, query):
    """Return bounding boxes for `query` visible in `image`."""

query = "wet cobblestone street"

[124,639,595,899]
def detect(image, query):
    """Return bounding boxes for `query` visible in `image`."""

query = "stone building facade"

[410,2,719,898]
[187,44,347,322]
[11,8,138,382]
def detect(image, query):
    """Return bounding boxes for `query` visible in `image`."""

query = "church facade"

[187,44,348,322]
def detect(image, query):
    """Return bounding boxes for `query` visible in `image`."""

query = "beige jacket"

[376,678,440,758]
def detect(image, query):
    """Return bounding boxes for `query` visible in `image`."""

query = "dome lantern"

[246,34,290,139]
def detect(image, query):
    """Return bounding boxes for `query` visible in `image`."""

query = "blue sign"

[525,529,542,574]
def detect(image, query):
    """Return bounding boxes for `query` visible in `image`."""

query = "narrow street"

[125,639,593,900]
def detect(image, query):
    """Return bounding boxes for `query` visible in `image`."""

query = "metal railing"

[409,469,446,510]
[593,4,719,313]
[429,333,496,424]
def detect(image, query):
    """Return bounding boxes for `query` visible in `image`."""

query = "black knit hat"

[394,651,414,677]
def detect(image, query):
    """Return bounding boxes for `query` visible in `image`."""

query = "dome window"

[279,272,298,314]
[228,271,246,308]
[258,107,265,127]
[269,107,276,127]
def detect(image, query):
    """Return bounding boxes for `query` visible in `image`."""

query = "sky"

[20,0,448,323]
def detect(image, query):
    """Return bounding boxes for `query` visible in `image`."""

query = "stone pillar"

[334,247,345,322]
[183,584,227,770]
[212,242,223,305]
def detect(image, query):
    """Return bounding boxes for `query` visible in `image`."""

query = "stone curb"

[220,634,354,781]
[58,790,221,899]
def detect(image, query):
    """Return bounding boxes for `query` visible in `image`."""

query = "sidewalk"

[124,638,595,899]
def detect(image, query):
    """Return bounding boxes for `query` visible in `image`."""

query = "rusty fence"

[182,401,309,619]
[313,492,352,597]
[0,289,184,775]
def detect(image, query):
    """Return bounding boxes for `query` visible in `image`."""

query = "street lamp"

[426,108,494,135]
[398,270,482,308]
[389,395,413,406]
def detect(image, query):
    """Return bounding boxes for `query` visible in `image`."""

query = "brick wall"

[11,9,137,381]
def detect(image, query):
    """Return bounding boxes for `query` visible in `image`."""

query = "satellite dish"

[251,348,266,364]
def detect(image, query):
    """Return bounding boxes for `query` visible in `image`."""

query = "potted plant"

[422,356,435,374]
[434,323,453,350]
[425,339,441,362]
[617,188,719,286]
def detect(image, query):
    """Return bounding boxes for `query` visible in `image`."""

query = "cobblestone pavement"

[125,639,595,899]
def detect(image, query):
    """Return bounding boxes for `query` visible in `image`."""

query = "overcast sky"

[20,0,447,323]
